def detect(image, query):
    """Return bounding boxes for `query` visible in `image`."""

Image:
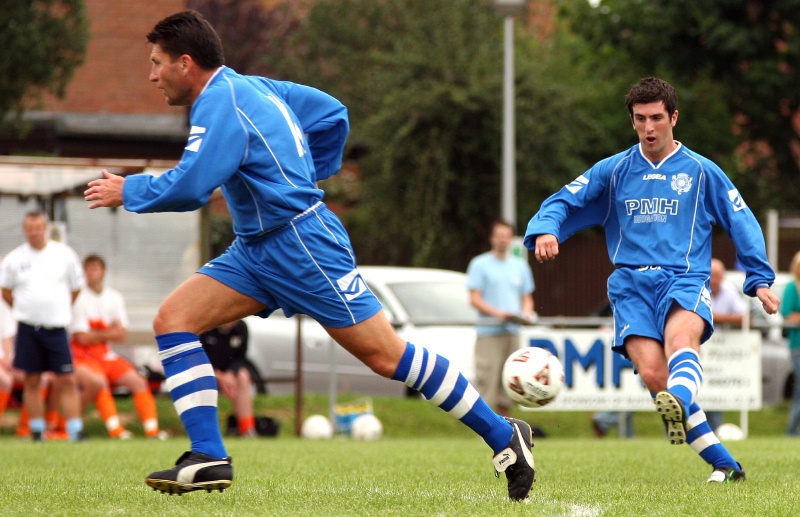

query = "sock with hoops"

[666,348,703,408]
[686,402,738,468]
[392,342,512,453]
[157,332,226,459]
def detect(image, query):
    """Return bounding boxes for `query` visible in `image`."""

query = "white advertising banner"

[518,328,762,411]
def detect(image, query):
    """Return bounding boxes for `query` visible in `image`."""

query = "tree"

[0,0,88,125]
[265,0,609,269]
[187,0,306,76]
[560,0,800,214]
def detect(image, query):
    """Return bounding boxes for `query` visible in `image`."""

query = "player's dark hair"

[625,77,678,117]
[83,253,106,269]
[147,10,224,70]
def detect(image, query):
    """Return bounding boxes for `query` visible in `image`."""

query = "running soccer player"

[85,10,534,500]
[524,76,780,483]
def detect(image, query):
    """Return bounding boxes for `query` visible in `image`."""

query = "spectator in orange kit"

[70,254,165,439]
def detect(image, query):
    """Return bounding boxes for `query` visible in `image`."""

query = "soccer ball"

[351,414,383,441]
[502,347,564,408]
[715,423,745,441]
[301,414,334,439]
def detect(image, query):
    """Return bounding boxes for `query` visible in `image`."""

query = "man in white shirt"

[710,258,747,327]
[0,211,85,441]
[70,254,163,439]
[706,258,747,432]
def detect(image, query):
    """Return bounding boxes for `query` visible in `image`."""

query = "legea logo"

[185,126,206,152]
[566,174,589,194]
[728,188,747,212]
[337,269,366,301]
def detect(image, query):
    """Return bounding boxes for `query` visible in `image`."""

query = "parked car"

[245,266,477,397]
[726,270,794,405]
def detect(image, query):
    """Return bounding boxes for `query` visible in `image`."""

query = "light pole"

[494,0,525,229]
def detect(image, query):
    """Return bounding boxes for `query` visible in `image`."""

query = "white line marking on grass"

[569,503,603,516]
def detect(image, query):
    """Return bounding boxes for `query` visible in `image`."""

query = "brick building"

[1,0,188,159]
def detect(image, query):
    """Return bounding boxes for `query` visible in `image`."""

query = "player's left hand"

[85,169,125,209]
[756,287,780,315]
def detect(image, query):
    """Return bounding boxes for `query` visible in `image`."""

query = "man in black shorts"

[199,320,255,437]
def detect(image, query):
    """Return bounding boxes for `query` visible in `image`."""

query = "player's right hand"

[85,169,125,209]
[756,287,780,315]
[534,234,559,263]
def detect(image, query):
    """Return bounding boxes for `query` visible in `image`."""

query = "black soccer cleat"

[493,417,536,501]
[708,462,746,483]
[655,391,687,445]
[145,451,233,495]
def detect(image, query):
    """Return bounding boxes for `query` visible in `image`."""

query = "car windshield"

[386,281,477,325]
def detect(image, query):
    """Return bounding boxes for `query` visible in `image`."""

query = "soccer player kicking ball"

[85,10,534,500]
[524,76,780,483]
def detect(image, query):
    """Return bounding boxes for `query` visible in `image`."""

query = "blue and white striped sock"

[667,348,703,408]
[157,332,226,459]
[686,402,737,468]
[392,342,512,453]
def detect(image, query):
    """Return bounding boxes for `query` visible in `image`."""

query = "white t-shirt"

[69,285,129,336]
[0,241,84,327]
[711,279,747,316]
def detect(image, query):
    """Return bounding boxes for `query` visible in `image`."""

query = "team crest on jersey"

[185,126,206,152]
[727,188,747,212]
[337,269,367,301]
[670,173,692,195]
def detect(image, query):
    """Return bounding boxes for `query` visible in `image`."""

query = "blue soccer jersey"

[122,66,348,240]
[524,142,774,296]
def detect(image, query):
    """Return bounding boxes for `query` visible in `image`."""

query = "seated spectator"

[200,320,256,437]
[70,254,163,439]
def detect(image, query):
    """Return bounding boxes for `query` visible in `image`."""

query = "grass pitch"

[2,395,799,516]
[2,434,800,516]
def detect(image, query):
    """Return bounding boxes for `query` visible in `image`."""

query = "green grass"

[2,435,800,516]
[1,395,799,516]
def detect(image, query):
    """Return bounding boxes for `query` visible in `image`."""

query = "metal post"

[501,14,516,228]
[294,315,304,437]
[766,209,779,270]
[328,337,338,430]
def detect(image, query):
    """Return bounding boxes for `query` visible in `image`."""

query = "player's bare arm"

[1,288,12,308]
[756,287,780,315]
[534,234,559,263]
[85,170,125,209]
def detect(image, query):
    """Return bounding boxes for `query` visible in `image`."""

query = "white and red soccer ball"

[502,347,564,408]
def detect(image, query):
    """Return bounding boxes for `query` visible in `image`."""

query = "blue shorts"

[199,203,382,328]
[607,266,713,358]
[13,322,75,374]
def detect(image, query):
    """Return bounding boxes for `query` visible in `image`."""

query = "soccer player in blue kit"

[84,10,534,500]
[525,76,780,483]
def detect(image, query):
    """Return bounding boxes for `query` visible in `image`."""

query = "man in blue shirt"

[467,220,535,417]
[524,76,780,483]
[85,10,534,500]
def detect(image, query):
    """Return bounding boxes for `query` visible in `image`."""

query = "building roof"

[0,156,175,197]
